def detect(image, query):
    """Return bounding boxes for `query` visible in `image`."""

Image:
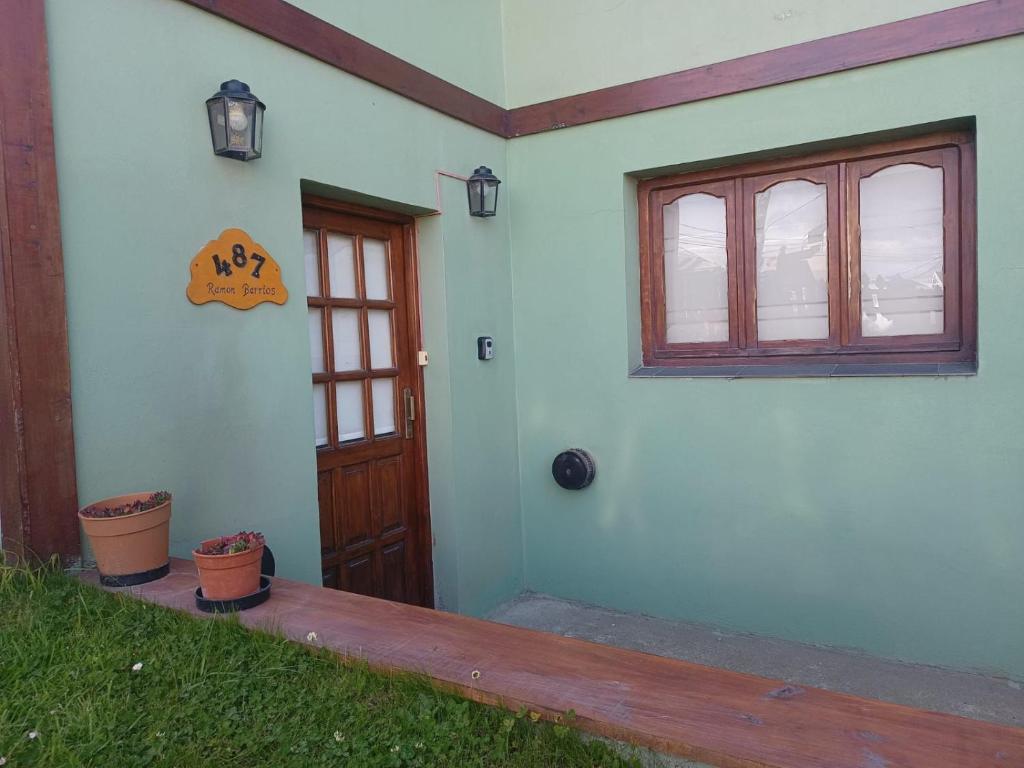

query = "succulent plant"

[80,491,171,519]
[197,531,265,556]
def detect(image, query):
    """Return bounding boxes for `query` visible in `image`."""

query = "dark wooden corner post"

[0,0,79,562]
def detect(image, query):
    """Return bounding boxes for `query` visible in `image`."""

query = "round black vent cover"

[552,448,596,490]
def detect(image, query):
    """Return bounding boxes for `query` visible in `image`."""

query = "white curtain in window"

[663,193,729,343]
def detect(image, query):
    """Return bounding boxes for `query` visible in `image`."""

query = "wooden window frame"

[304,210,404,451]
[651,179,742,353]
[638,131,976,371]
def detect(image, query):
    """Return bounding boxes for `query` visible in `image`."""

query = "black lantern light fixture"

[467,166,500,217]
[206,80,265,161]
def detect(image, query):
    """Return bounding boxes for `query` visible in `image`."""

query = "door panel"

[343,554,375,597]
[322,566,339,590]
[317,471,334,556]
[336,464,372,549]
[381,541,407,603]
[303,200,431,607]
[377,457,405,534]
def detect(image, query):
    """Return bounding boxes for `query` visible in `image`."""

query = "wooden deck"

[85,559,1024,768]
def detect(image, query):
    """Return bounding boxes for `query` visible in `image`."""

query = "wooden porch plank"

[85,559,1023,768]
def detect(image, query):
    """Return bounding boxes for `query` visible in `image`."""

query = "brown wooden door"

[302,198,432,607]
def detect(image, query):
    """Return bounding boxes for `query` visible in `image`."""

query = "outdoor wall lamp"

[467,166,500,217]
[206,80,265,161]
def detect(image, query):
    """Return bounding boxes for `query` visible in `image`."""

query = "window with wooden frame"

[304,221,401,449]
[637,131,976,373]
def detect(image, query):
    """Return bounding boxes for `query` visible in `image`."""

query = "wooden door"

[302,198,432,607]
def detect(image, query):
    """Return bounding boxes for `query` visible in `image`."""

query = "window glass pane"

[336,382,366,443]
[371,378,396,436]
[303,229,320,297]
[364,239,390,300]
[327,234,357,298]
[663,193,729,343]
[860,163,944,337]
[368,310,394,369]
[755,180,829,341]
[312,384,328,448]
[332,309,361,372]
[308,308,325,373]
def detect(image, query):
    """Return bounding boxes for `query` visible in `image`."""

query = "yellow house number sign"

[187,228,288,309]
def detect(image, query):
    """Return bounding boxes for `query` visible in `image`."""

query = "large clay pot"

[194,540,264,600]
[78,492,171,586]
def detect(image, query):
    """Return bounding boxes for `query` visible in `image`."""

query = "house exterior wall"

[499,0,966,107]
[36,0,1022,679]
[289,0,506,106]
[45,0,522,616]
[507,38,1024,678]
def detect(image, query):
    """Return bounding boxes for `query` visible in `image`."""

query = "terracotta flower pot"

[78,492,172,586]
[194,540,264,600]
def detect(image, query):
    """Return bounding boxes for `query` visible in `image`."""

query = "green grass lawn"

[0,564,645,767]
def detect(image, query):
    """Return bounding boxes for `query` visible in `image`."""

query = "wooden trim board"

[84,559,1024,768]
[506,0,1024,135]
[178,0,508,136]
[178,0,1024,138]
[0,0,79,561]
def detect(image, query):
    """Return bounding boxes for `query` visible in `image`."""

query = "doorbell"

[477,336,494,360]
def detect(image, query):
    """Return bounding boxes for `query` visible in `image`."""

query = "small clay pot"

[194,540,264,600]
[79,492,171,583]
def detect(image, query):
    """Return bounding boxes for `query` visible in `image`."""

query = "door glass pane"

[336,381,366,443]
[663,193,729,343]
[327,233,357,298]
[332,309,361,371]
[860,163,944,337]
[312,384,328,447]
[368,310,394,369]
[755,180,829,341]
[364,239,390,300]
[303,229,320,297]
[308,308,325,373]
[371,378,396,436]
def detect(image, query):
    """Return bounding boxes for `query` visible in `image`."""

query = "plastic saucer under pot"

[194,545,276,613]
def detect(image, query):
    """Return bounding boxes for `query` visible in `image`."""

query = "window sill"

[630,362,977,379]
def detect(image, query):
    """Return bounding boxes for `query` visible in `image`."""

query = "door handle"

[403,387,415,439]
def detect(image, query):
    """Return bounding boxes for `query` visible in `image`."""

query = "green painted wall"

[41,0,1023,679]
[500,0,966,107]
[46,0,522,614]
[415,199,523,615]
[507,38,1024,678]
[290,0,506,106]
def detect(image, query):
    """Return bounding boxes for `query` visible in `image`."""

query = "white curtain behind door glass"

[859,163,944,337]
[332,309,362,371]
[303,230,320,296]
[312,384,328,447]
[308,308,325,373]
[336,381,365,442]
[367,310,394,369]
[364,239,390,300]
[663,193,729,343]
[327,234,357,298]
[371,378,396,436]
